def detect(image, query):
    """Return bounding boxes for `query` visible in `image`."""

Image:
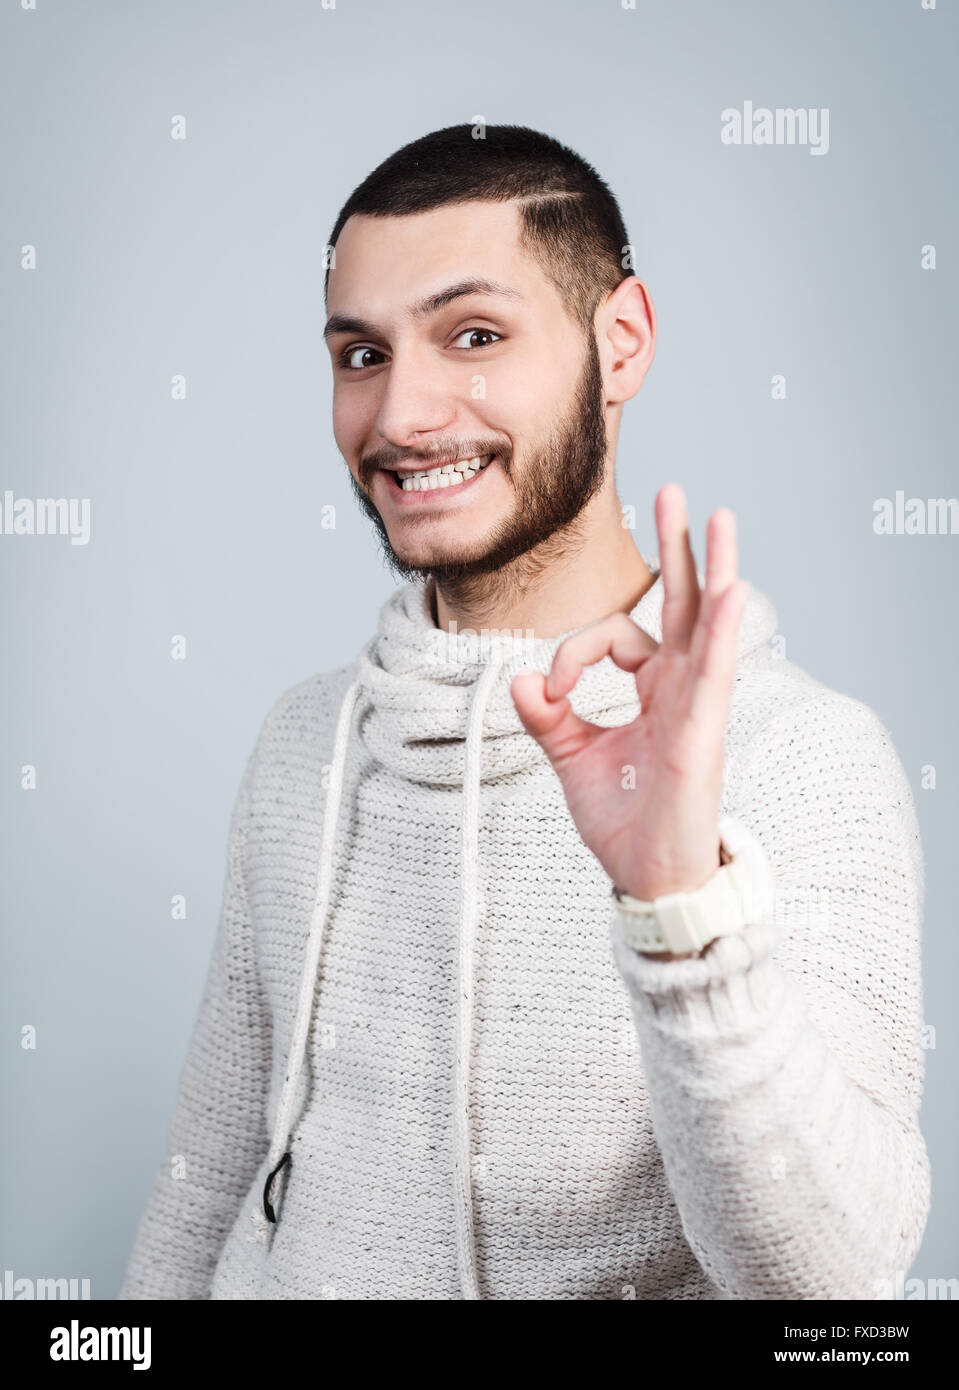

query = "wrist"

[636,843,725,960]
[611,819,767,959]
[618,838,726,904]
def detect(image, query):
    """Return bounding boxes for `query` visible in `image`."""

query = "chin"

[386,522,498,567]
[393,544,487,574]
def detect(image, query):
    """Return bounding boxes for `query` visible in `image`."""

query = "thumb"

[510,670,595,764]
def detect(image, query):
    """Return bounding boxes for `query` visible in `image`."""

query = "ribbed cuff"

[611,913,785,1031]
[609,813,784,1029]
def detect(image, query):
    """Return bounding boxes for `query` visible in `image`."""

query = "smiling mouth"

[385,454,494,492]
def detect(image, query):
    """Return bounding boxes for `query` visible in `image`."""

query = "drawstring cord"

[250,676,363,1247]
[249,652,506,1305]
[452,655,505,1300]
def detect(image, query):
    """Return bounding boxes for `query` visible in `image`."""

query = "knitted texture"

[118,555,930,1300]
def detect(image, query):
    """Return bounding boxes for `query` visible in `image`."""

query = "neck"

[429,485,657,639]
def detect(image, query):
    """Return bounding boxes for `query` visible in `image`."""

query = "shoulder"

[257,662,360,747]
[726,653,922,890]
[235,660,362,813]
[731,645,907,782]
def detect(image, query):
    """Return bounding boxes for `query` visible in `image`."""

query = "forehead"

[327,200,555,315]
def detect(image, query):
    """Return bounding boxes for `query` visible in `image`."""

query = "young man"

[120,125,930,1300]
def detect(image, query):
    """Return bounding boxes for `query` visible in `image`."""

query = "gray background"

[1,0,955,1298]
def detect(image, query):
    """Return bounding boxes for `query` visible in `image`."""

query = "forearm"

[118,992,272,1300]
[612,915,931,1300]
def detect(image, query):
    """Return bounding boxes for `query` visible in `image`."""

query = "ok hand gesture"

[510,484,750,903]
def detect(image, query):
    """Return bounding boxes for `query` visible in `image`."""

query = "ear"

[595,276,656,404]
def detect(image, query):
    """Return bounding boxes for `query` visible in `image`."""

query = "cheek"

[331,393,367,457]
[490,335,578,427]
[482,371,559,450]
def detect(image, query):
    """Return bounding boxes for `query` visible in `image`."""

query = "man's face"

[324,200,609,582]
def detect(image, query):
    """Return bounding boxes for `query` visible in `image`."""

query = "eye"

[451,328,502,349]
[340,346,386,370]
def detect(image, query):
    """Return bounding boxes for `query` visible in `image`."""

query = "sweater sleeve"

[610,692,931,1300]
[118,743,272,1300]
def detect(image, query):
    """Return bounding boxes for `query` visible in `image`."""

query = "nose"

[375,344,457,447]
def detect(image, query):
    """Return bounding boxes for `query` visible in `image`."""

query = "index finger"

[545,611,659,702]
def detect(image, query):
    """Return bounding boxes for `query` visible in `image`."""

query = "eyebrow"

[323,277,524,340]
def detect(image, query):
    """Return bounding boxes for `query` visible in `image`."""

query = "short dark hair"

[324,124,631,332]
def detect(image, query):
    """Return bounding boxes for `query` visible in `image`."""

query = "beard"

[345,329,609,616]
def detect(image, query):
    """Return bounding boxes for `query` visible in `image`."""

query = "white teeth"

[399,455,492,492]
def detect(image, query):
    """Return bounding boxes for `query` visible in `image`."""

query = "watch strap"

[612,816,775,955]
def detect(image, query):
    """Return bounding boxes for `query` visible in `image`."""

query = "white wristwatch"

[611,816,774,955]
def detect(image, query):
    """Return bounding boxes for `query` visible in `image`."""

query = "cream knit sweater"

[119,556,930,1300]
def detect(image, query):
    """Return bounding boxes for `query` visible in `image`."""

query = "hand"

[510,484,749,910]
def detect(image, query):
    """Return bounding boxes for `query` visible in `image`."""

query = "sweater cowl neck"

[352,554,778,787]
